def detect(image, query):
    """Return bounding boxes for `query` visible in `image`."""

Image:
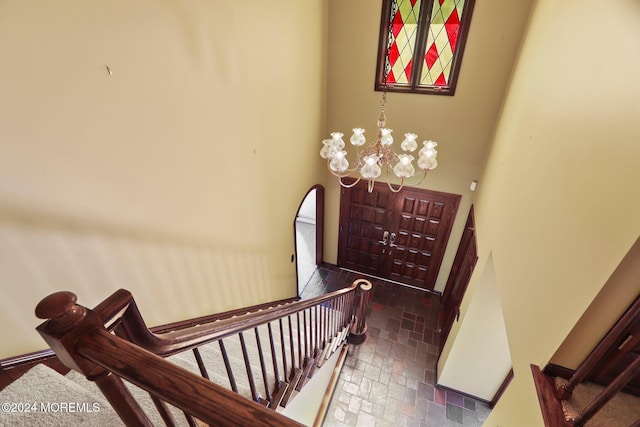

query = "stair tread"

[555,377,640,427]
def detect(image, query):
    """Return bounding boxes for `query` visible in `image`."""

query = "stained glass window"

[375,0,475,95]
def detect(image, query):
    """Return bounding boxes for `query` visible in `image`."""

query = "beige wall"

[324,0,533,292]
[550,237,640,370]
[438,0,640,425]
[0,0,327,359]
[438,254,512,402]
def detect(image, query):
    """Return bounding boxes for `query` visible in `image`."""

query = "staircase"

[3,279,372,426]
[0,341,348,426]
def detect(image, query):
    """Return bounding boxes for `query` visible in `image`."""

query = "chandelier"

[319,89,439,193]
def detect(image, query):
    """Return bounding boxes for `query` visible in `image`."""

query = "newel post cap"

[36,291,86,333]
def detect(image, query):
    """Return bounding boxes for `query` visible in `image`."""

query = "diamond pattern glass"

[420,0,467,86]
[386,0,421,84]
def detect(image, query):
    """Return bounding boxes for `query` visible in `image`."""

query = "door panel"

[387,189,459,288]
[338,180,460,291]
[339,184,391,276]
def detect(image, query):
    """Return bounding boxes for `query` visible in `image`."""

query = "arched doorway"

[294,185,324,295]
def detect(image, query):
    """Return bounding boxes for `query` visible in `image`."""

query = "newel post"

[348,279,373,344]
[35,291,153,427]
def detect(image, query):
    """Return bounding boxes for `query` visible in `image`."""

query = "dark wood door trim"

[440,206,478,350]
[313,185,324,266]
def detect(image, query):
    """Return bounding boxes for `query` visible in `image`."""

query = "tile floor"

[300,265,491,427]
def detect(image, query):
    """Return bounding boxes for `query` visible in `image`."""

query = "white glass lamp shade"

[417,140,438,170]
[330,132,345,150]
[360,154,381,179]
[393,154,415,178]
[418,140,437,157]
[418,156,438,170]
[380,128,394,146]
[400,133,418,152]
[350,128,366,146]
[329,150,349,173]
[320,139,336,159]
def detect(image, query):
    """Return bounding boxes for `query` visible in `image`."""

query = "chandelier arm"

[409,169,429,187]
[339,176,362,188]
[387,179,404,193]
[326,160,359,177]
[385,169,429,193]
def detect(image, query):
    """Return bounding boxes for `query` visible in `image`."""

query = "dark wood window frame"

[374,0,476,96]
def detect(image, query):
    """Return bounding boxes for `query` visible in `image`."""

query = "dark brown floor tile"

[306,267,490,426]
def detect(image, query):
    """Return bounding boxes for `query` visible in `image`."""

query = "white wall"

[438,255,512,401]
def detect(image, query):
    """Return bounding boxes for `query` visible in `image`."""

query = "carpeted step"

[555,377,640,426]
[0,364,117,426]
[0,306,347,426]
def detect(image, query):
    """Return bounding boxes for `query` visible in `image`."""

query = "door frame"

[294,185,324,294]
[440,205,478,350]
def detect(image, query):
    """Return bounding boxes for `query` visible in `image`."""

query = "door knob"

[389,232,397,248]
[378,230,389,246]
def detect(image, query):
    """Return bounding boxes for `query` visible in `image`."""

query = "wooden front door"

[337,181,460,291]
[440,207,478,350]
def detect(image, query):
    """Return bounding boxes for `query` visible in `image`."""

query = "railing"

[533,296,640,427]
[35,278,372,426]
[555,296,640,426]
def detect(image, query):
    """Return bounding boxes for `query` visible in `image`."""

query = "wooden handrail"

[151,296,299,334]
[36,293,302,427]
[35,280,373,426]
[94,281,362,357]
[557,296,640,400]
[79,327,304,427]
[548,295,640,426]
[572,355,640,426]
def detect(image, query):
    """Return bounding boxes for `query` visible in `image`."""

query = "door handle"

[378,231,389,246]
[389,232,397,248]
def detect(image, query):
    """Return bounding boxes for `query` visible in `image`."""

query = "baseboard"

[490,368,514,408]
[0,348,55,370]
[0,349,69,391]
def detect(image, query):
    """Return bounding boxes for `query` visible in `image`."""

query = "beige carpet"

[0,312,343,426]
[555,377,640,426]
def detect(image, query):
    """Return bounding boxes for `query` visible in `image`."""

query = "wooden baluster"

[303,309,309,361]
[318,303,323,349]
[558,297,640,400]
[219,339,238,393]
[279,318,289,379]
[193,347,209,380]
[296,312,302,368]
[183,412,199,427]
[288,316,296,373]
[253,327,271,402]
[323,300,329,347]
[267,322,281,382]
[573,355,640,426]
[35,291,153,427]
[238,332,259,402]
[149,395,178,427]
[330,299,335,337]
[348,279,373,344]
